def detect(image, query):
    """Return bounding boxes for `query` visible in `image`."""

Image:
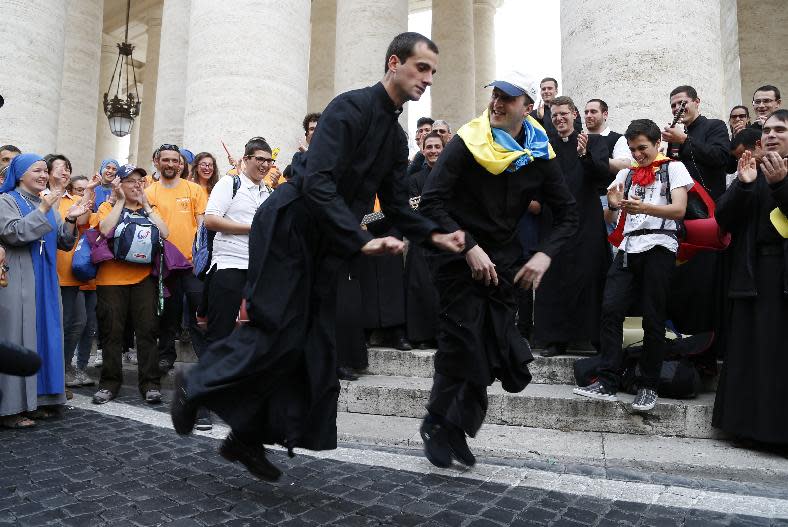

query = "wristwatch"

[65,217,77,224]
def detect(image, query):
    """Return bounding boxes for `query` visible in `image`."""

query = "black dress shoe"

[417,340,437,350]
[219,433,282,482]
[336,366,359,381]
[170,370,197,436]
[540,343,567,358]
[446,423,476,466]
[420,415,452,468]
[395,336,413,351]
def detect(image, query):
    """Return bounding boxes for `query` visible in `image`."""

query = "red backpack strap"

[607,169,634,247]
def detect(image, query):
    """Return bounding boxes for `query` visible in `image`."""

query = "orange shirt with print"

[92,202,152,286]
[145,178,206,261]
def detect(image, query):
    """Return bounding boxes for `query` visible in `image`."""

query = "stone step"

[367,347,591,384]
[338,375,718,439]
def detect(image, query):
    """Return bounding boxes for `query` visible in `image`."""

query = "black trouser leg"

[96,285,131,394]
[129,277,161,395]
[426,372,488,438]
[637,247,675,390]
[182,273,206,358]
[205,268,246,345]
[158,275,183,366]
[597,252,637,392]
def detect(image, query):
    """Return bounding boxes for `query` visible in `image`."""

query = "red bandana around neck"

[630,153,671,187]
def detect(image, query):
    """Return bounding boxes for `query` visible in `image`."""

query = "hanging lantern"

[103,0,141,138]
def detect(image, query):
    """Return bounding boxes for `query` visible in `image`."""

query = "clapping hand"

[761,152,788,184]
[608,182,625,210]
[361,236,405,256]
[111,176,125,201]
[38,190,61,213]
[577,132,588,157]
[66,202,89,220]
[737,150,758,184]
[620,194,648,215]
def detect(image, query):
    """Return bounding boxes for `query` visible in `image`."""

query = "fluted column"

[95,35,123,169]
[561,0,726,132]
[183,0,311,172]
[152,0,191,153]
[56,0,103,176]
[135,2,162,164]
[473,0,498,116]
[307,0,337,112]
[431,0,475,128]
[0,0,67,153]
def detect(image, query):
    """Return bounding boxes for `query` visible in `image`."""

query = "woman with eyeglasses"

[0,154,86,429]
[191,152,220,199]
[728,105,751,138]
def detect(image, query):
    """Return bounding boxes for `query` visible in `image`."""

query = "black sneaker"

[170,370,197,435]
[219,433,282,482]
[540,342,567,358]
[446,423,475,467]
[419,415,452,468]
[632,388,658,412]
[195,407,213,431]
[573,381,618,401]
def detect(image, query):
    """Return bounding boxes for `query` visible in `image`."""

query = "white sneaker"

[124,350,138,365]
[93,349,103,367]
[65,367,80,388]
[75,368,96,386]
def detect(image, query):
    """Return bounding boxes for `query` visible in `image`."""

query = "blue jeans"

[61,287,87,369]
[74,290,97,369]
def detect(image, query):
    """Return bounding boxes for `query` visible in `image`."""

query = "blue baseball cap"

[116,164,147,179]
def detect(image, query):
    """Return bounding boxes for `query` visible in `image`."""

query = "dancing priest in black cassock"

[532,96,612,357]
[417,72,578,468]
[170,32,465,481]
[712,111,788,447]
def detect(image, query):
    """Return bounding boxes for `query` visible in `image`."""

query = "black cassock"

[419,134,578,436]
[533,133,611,348]
[335,256,367,370]
[359,222,406,331]
[405,165,440,343]
[712,171,788,445]
[182,83,439,452]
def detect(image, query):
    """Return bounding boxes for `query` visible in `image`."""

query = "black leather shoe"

[540,343,567,358]
[417,340,437,350]
[420,415,452,468]
[337,366,359,381]
[446,423,476,466]
[395,336,413,351]
[219,433,282,482]
[170,370,197,436]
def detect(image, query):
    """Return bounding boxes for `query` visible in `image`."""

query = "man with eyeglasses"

[432,120,452,142]
[145,144,208,375]
[170,32,464,482]
[751,85,782,129]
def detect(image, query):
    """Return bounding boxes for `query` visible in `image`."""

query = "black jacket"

[669,115,731,199]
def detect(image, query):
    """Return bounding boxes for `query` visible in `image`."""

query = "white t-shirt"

[204,173,270,270]
[600,127,632,161]
[609,161,694,254]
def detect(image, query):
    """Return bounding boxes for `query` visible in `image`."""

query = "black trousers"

[159,272,205,363]
[96,278,160,395]
[204,268,246,345]
[597,246,675,392]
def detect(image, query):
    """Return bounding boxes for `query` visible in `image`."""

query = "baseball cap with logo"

[485,71,539,104]
[116,164,148,180]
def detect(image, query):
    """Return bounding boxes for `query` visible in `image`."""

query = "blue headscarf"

[181,149,195,165]
[94,158,120,211]
[99,158,119,175]
[0,153,44,194]
[4,152,65,396]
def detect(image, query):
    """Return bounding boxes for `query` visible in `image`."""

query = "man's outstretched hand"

[514,252,552,290]
[361,236,405,256]
[430,230,465,253]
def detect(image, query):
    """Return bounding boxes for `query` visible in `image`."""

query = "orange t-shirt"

[92,202,152,286]
[56,194,88,287]
[145,178,207,261]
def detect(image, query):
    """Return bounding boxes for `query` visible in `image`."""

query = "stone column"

[95,34,123,169]
[307,0,337,112]
[152,0,191,154]
[560,0,726,132]
[473,0,498,116]
[135,3,162,165]
[183,1,311,172]
[56,0,103,176]
[431,0,475,128]
[0,0,67,153]
[737,0,788,110]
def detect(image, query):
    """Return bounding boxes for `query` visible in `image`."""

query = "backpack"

[112,209,161,264]
[608,162,731,262]
[71,230,97,281]
[192,175,241,279]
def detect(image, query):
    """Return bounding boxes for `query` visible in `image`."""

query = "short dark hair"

[753,84,781,101]
[586,99,608,113]
[384,32,438,74]
[730,127,761,151]
[540,77,558,88]
[244,136,271,157]
[765,109,788,125]
[44,154,72,174]
[421,130,446,149]
[670,85,698,100]
[625,119,661,144]
[551,96,577,113]
[66,174,88,192]
[416,116,434,128]
[0,144,21,154]
[302,112,321,133]
[729,105,750,118]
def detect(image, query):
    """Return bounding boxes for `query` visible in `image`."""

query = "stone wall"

[737,0,788,107]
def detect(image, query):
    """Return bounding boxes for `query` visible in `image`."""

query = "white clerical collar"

[599,126,611,136]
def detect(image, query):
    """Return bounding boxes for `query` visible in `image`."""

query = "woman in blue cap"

[92,158,120,211]
[0,154,87,428]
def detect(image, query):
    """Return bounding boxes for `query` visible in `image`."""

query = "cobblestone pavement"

[1,398,787,526]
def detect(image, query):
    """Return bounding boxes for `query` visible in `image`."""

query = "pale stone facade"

[0,0,785,177]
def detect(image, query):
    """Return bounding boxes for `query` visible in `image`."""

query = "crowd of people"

[0,31,785,482]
